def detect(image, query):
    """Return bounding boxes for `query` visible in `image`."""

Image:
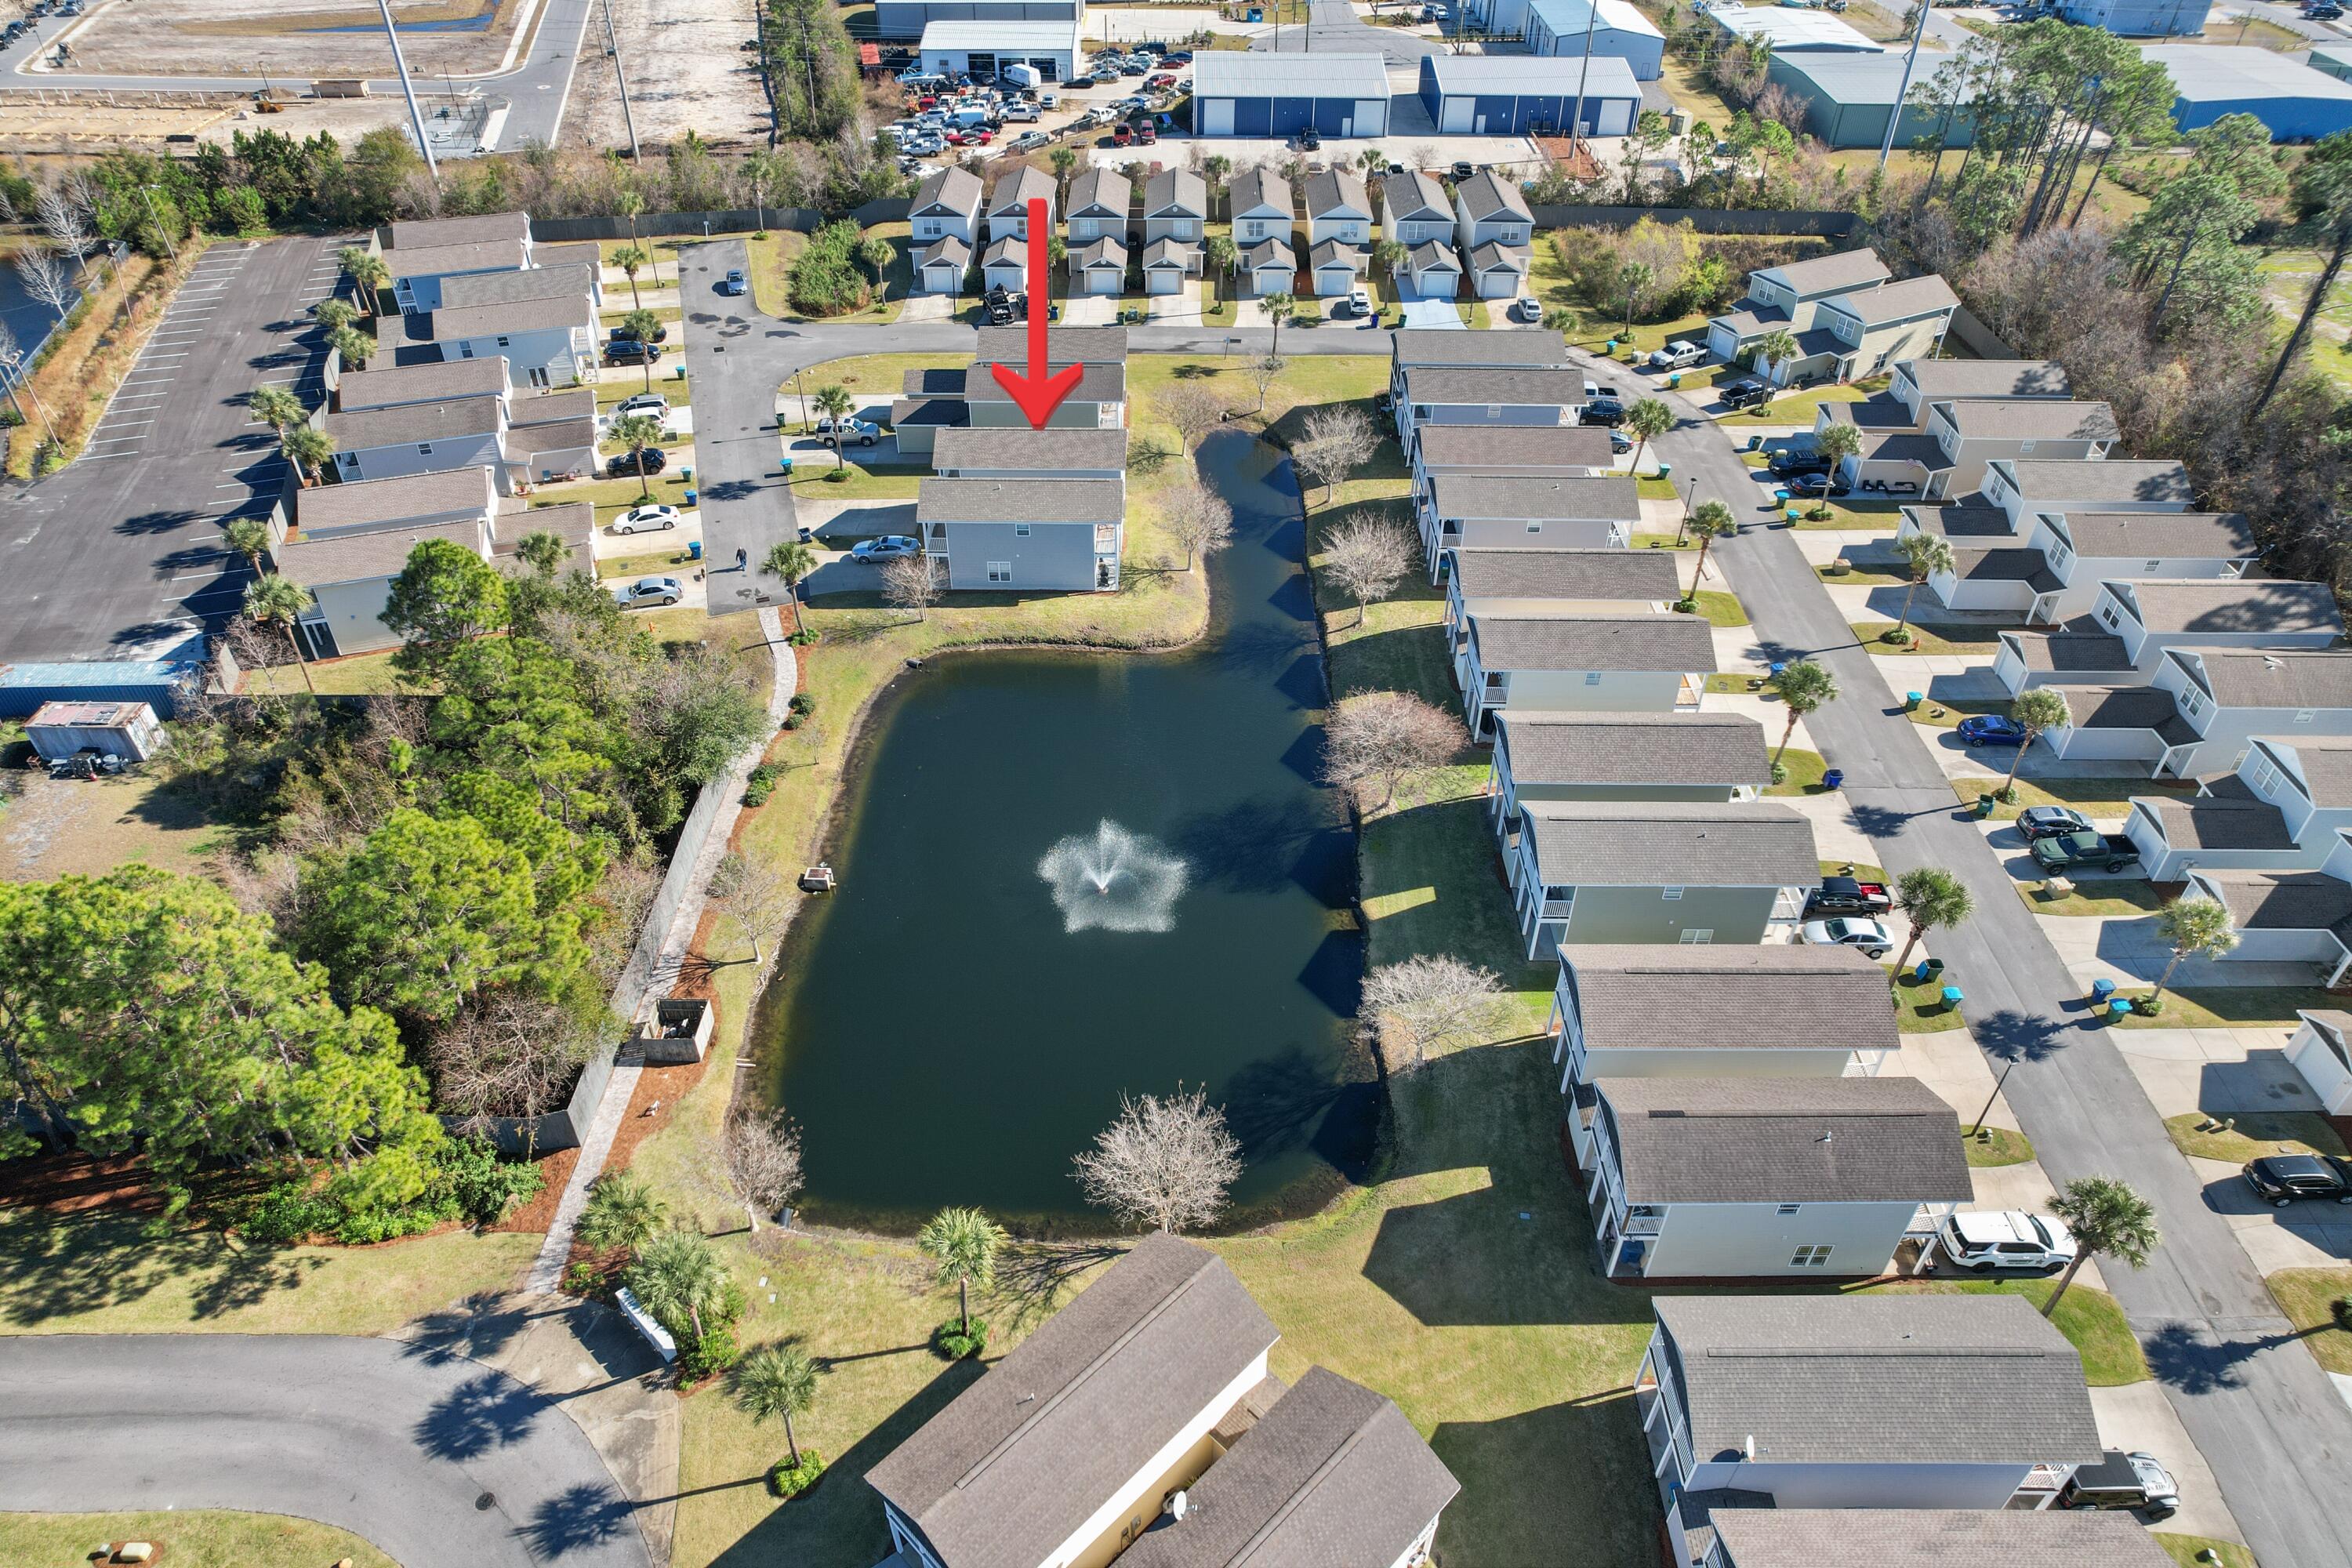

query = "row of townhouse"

[319,354,602,494]
[1706,247,1959,387]
[367,210,605,390]
[863,1233,1461,1568]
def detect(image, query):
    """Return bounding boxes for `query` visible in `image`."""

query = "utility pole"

[1878,0,1931,171]
[376,0,439,182]
[1566,0,1600,176]
[601,0,641,161]
[138,184,176,260]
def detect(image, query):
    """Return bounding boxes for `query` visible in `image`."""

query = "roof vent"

[2264,656,2285,670]
[1743,1436,1755,1461]
[1818,1128,1833,1143]
[1166,1490,1189,1522]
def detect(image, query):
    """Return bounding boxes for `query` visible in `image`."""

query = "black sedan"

[606,447,669,478]
[1782,472,1850,499]
[2243,1153,2352,1207]
[1581,397,1626,427]
[2018,805,2093,841]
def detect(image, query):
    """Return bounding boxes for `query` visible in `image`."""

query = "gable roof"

[1071,235,1128,270]
[1816,272,1958,327]
[1429,474,1641,521]
[1991,459,2195,506]
[1115,1369,1460,1568]
[1407,367,1590,407]
[1404,239,1461,276]
[1308,237,1365,271]
[913,164,985,216]
[2136,795,2294,852]
[2191,869,2352,933]
[1416,424,1611,470]
[1560,943,1898,1053]
[1450,548,1680,604]
[973,325,1128,367]
[917,234,973,270]
[296,466,496,535]
[1454,168,1533,224]
[1709,1509,2174,1568]
[427,293,594,342]
[1936,399,2117,443]
[2043,511,2256,559]
[964,362,1126,405]
[1144,237,1200,270]
[1758,247,1890,296]
[2107,579,2343,637]
[866,1236,1279,1568]
[1652,1294,2102,1467]
[276,516,483,588]
[1519,800,1815,887]
[1229,167,1294,219]
[1467,241,1530,275]
[987,165,1057,215]
[1066,165,1133,218]
[1472,612,1716,674]
[1391,327,1570,372]
[2000,628,2132,673]
[2180,648,2352,710]
[435,260,597,312]
[321,395,503,450]
[1304,167,1370,219]
[335,357,510,411]
[918,477,1124,523]
[1900,358,2072,401]
[1381,169,1452,223]
[1146,167,1208,217]
[2252,736,2352,807]
[387,211,531,251]
[980,234,1027,269]
[382,238,526,283]
[931,427,1127,473]
[1497,711,1771,790]
[1598,1076,1971,1206]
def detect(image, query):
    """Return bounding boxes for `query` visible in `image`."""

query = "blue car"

[1957,713,2027,748]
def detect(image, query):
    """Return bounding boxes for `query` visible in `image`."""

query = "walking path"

[1642,368,2352,1568]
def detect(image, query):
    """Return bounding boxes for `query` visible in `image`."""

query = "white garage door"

[1440,96,1472,133]
[1203,99,1234,136]
[1596,99,1635,137]
[1354,98,1388,135]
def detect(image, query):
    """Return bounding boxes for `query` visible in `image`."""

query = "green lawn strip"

[1850,620,2005,659]
[558,474,700,526]
[1629,532,1695,551]
[2163,1112,2347,1163]
[244,648,409,696]
[1865,1276,2148,1385]
[784,350,971,405]
[1681,590,1748,628]
[1891,970,1970,1035]
[1817,561,1909,586]
[1563,310,1711,362]
[594,372,690,409]
[2018,877,2166,918]
[1720,377,1889,426]
[1635,475,1679,500]
[2104,987,2347,1029]
[1962,1125,2034,1167]
[1907,696,2005,731]
[1765,748,1827,795]
[1952,777,2159,822]
[597,545,700,582]
[0,1510,396,1568]
[785,457,927,502]
[2156,1534,2256,1568]
[1362,765,1552,998]
[2263,1267,2352,1375]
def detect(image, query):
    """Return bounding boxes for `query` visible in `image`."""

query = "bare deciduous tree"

[709,849,798,967]
[425,988,605,1151]
[1243,353,1285,415]
[1160,485,1233,572]
[1292,404,1379,505]
[16,245,72,325]
[1072,1087,1242,1234]
[34,183,93,280]
[1155,381,1225,450]
[881,553,942,619]
[1321,691,1465,811]
[690,1107,805,1234]
[1320,510,1415,628]
[1359,955,1509,1074]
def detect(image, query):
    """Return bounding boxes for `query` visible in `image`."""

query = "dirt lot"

[52,0,532,82]
[0,771,227,883]
[564,0,771,152]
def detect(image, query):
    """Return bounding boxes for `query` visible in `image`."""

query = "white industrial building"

[918,18,1084,80]
[1190,51,1393,139]
[1706,3,1884,53]
[1523,0,1666,81]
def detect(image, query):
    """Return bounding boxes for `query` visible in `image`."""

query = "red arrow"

[989,196,1083,430]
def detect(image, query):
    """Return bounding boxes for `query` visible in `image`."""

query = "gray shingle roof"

[1229,167,1294,219]
[1817,272,1958,326]
[278,515,482,588]
[321,396,503,449]
[1900,359,2072,401]
[1993,459,2195,506]
[1473,613,1716,673]
[865,1236,1279,1568]
[1432,475,1639,521]
[1466,241,1529,274]
[1415,425,1613,471]
[335,357,510,411]
[435,260,597,311]
[427,292,595,341]
[1653,1294,2101,1467]
[507,415,598,456]
[1454,168,1533,223]
[1519,800,1814,885]
[1951,547,2061,591]
[1380,169,1450,223]
[1709,1509,2173,1568]
[973,325,1128,366]
[1145,167,1208,217]
[1562,944,1898,1053]
[981,234,1027,268]
[297,467,494,534]
[1066,166,1132,218]
[963,362,1126,405]
[1406,367,1589,406]
[1241,236,1296,271]
[1936,399,2116,442]
[2255,736,2352,806]
[1902,504,2013,540]
[918,477,1124,523]
[387,211,531,250]
[1598,1076,1971,1206]
[2000,629,2131,673]
[1145,237,1202,270]
[2193,869,2352,933]
[1115,1368,1460,1568]
[1390,327,1570,371]
[2139,797,2294,851]
[1497,711,1769,789]
[1304,167,1369,219]
[2057,685,2196,743]
[1072,235,1128,269]
[2111,579,2343,637]
[913,164,984,216]
[1452,548,1679,603]
[988,165,1057,215]
[1307,237,1365,271]
[1403,239,1459,276]
[2188,648,2352,710]
[383,238,528,281]
[917,234,972,270]
[1761,247,1892,296]
[2046,511,2256,559]
[931,428,1127,473]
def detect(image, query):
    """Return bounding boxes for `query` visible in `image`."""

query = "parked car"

[1717,377,1773,410]
[815,416,881,447]
[1782,472,1850,499]
[1112,121,1135,145]
[1137,121,1158,143]
[1647,339,1707,371]
[1509,296,1543,323]
[1347,287,1372,318]
[1009,129,1051,151]
[607,447,668,477]
[1766,448,1830,477]
[2307,1,2343,16]
[1799,916,1893,958]
[2028,830,2140,873]
[1002,100,1040,122]
[721,268,747,295]
[1297,128,1320,151]
[1581,396,1625,427]
[612,503,681,535]
[943,127,993,146]
[1608,429,1632,454]
[612,575,683,609]
[1450,160,1475,180]
[608,321,669,343]
[612,392,670,421]
[1803,875,1890,916]
[2241,1152,2352,1207]
[604,339,662,366]
[2017,804,2093,840]
[1956,713,2028,748]
[2057,1452,2180,1519]
[1145,72,1178,89]
[851,535,921,562]
[1931,1210,2075,1274]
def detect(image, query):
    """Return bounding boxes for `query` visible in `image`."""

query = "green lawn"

[1954,777,2162,822]
[1793,499,1907,530]
[0,1511,394,1568]
[2264,1266,2352,1375]
[1892,970,1970,1035]
[2018,877,2167,918]
[1721,377,1887,426]
[2164,1112,2347,1163]
[1850,621,2006,659]
[1766,747,1828,795]
[2157,1535,2256,1568]
[746,223,912,326]
[1817,560,1910,586]
[1962,1125,2035,1167]
[786,456,927,502]
[1682,590,1748,628]
[2106,988,2347,1030]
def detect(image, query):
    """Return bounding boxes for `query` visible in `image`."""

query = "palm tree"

[1205,234,1237,310]
[248,385,304,437]
[1892,866,1973,975]
[1999,688,2071,798]
[2147,897,2237,1008]
[1755,327,1798,390]
[1770,657,1836,767]
[1892,532,1953,640]
[515,528,568,576]
[337,245,388,315]
[311,298,358,336]
[328,325,374,372]
[858,235,895,300]
[612,245,650,310]
[916,1207,1006,1337]
[760,539,817,635]
[1617,259,1653,334]
[223,517,271,574]
[577,1171,666,1254]
[812,384,855,471]
[243,573,315,697]
[619,191,648,278]
[1372,238,1405,303]
[281,425,334,488]
[619,307,662,350]
[2043,1176,2158,1316]
[1810,421,1860,514]
[1264,289,1296,356]
[625,1229,732,1341]
[1048,145,1080,201]
[731,1343,820,1468]
[1623,397,1672,485]
[608,412,666,497]
[1686,498,1737,587]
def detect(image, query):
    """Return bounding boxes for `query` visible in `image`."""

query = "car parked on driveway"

[1799,916,1893,958]
[612,575,682,609]
[851,535,921,562]
[1646,339,1707,371]
[1957,713,2028,748]
[2057,1451,2179,1519]
[609,321,669,343]
[612,503,681,535]
[604,339,662,366]
[2242,1152,2352,1207]
[1804,876,1891,917]
[612,392,670,422]
[1766,448,1830,478]
[815,416,881,448]
[1509,296,1543,323]
[1931,1210,2075,1274]
[721,268,747,295]
[1782,472,1850,499]
[2017,805,2093,840]
[1718,377,1773,411]
[2029,830,2140,873]
[607,447,668,477]
[1581,397,1625,427]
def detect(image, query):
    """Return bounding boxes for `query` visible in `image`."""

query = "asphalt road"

[1638,365,2352,1568]
[0,1333,655,1568]
[1252,0,1448,64]
[0,234,347,666]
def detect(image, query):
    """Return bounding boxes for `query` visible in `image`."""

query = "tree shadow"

[404,1290,534,1368]
[700,477,763,503]
[1169,791,1330,897]
[413,1369,544,1462]
[1845,799,1942,841]
[989,1240,1130,1329]
[1974,1007,2077,1062]
[1428,1395,1659,1568]
[515,1479,637,1560]
[114,506,205,535]
[1223,1047,1350,1167]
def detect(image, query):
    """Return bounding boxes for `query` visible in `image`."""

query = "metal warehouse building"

[1764,54,1977,151]
[918,19,1083,79]
[2314,45,2352,85]
[1523,0,1666,82]
[1191,52,1392,138]
[2055,0,2211,38]
[1706,4,1884,53]
[1419,53,1641,137]
[2141,45,2352,142]
[875,0,1080,40]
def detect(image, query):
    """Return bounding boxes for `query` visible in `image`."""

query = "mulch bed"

[0,1152,166,1217]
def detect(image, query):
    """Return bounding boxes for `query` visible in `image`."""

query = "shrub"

[931,1316,989,1361]
[679,1324,742,1381]
[2332,1294,2352,1331]
[786,220,873,318]
[744,763,779,806]
[241,1183,343,1245]
[434,1135,545,1227]
[822,467,850,483]
[563,1261,607,1297]
[768,1449,827,1498]
[789,691,815,717]
[2133,996,2165,1017]
[1769,761,1788,786]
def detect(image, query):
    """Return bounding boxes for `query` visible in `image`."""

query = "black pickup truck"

[1804,876,1892,916]
[2030,831,2140,873]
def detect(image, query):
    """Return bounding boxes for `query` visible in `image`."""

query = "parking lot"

[0,234,347,665]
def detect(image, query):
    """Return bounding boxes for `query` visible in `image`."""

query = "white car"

[815,416,881,447]
[612,503,681,535]
[1798,915,1893,958]
[1648,339,1708,371]
[1509,296,1544,324]
[850,535,920,562]
[1347,287,1372,318]
[612,575,682,609]
[611,392,670,422]
[1933,1211,2076,1274]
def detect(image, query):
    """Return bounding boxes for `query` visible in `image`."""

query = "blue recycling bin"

[1823,768,1844,790]
[1769,662,1788,679]
[683,488,698,507]
[1913,958,1937,984]
[1905,691,1922,711]
[2108,999,2133,1022]
[687,539,703,561]
[2091,978,2116,1007]
[1940,985,1965,1012]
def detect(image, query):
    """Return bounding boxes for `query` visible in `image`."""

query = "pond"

[754,429,1374,1234]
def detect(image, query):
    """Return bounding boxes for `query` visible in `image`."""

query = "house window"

[2253,757,2282,794]
[418,444,433,456]
[1526,521,1543,534]
[2100,602,2121,628]
[1014,524,1031,537]
[2018,440,2035,455]
[495,336,510,348]
[1583,672,1602,686]
[987,561,1013,582]
[1660,887,1683,901]
[2145,560,2161,572]
[1677,928,1714,943]
[919,220,942,238]
[2182,688,2205,717]
[1777,1203,1801,1216]
[1487,404,1503,419]
[1790,1245,1834,1267]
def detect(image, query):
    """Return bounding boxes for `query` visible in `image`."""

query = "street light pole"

[1968,1058,2016,1138]
[1877,0,1931,172]
[376,0,440,182]
[1566,0,1600,175]
[138,184,176,260]
[601,0,642,161]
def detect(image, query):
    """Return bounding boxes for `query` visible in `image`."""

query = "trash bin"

[2107,998,2134,1022]
[1656,463,1672,480]
[1606,339,1619,354]
[1904,691,1922,711]
[673,364,687,380]
[778,457,794,476]
[1940,985,1965,1012]
[1769,662,1787,679]
[683,488,698,507]
[687,539,703,561]
[680,466,693,484]
[1823,768,1844,789]
[1975,793,1996,817]
[1747,434,1762,451]
[1668,372,1681,390]
[1915,958,1944,984]
[2091,978,2116,1007]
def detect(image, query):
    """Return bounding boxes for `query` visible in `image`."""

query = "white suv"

[1932,1211,2075,1274]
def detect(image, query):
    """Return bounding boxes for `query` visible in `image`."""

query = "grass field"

[1953,777,2158,822]
[1851,620,2005,659]
[0,771,231,884]
[2264,1266,2352,1375]
[2163,1112,2347,1163]
[1893,969,1970,1034]
[1962,1126,2034,1167]
[0,1510,394,1568]
[2106,987,2347,1030]
[2019,877,2167,919]
[2157,1534,2256,1568]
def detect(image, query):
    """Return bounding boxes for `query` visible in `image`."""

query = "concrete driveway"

[1397,299,1462,328]
[0,1330,658,1568]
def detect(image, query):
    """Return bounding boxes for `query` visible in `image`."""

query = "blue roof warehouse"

[2141,44,2352,142]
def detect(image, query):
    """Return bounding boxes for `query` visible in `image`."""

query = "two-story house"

[2040,648,2352,778]
[963,361,1127,430]
[1141,168,1207,290]
[960,328,1131,430]
[321,390,599,492]
[1765,273,1958,387]
[1303,169,1372,296]
[410,273,597,390]
[1461,612,1713,735]
[1505,800,1817,956]
[1845,398,2116,502]
[1979,459,2197,535]
[1704,248,1892,365]
[1817,358,2075,445]
[918,477,1124,591]
[2181,857,2352,987]
[1066,167,1132,245]
[1443,548,1680,652]
[1451,169,1533,300]
[1229,168,1294,249]
[2125,734,2352,880]
[1399,366,1592,472]
[332,355,513,416]
[987,165,1057,240]
[1583,1076,1969,1280]
[1989,577,2343,691]
[1410,425,1613,503]
[380,211,536,314]
[1491,713,1772,838]
[911,165,984,295]
[931,427,1127,482]
[1635,1295,2104,1568]
[1421,474,1640,580]
[2021,511,2259,622]
[1389,325,1571,405]
[1701,1509,2176,1568]
[1381,170,1460,299]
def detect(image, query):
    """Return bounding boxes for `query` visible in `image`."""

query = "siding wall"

[937,518,1113,590]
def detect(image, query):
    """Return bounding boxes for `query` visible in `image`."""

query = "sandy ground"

[564,0,770,152]
[50,0,529,81]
